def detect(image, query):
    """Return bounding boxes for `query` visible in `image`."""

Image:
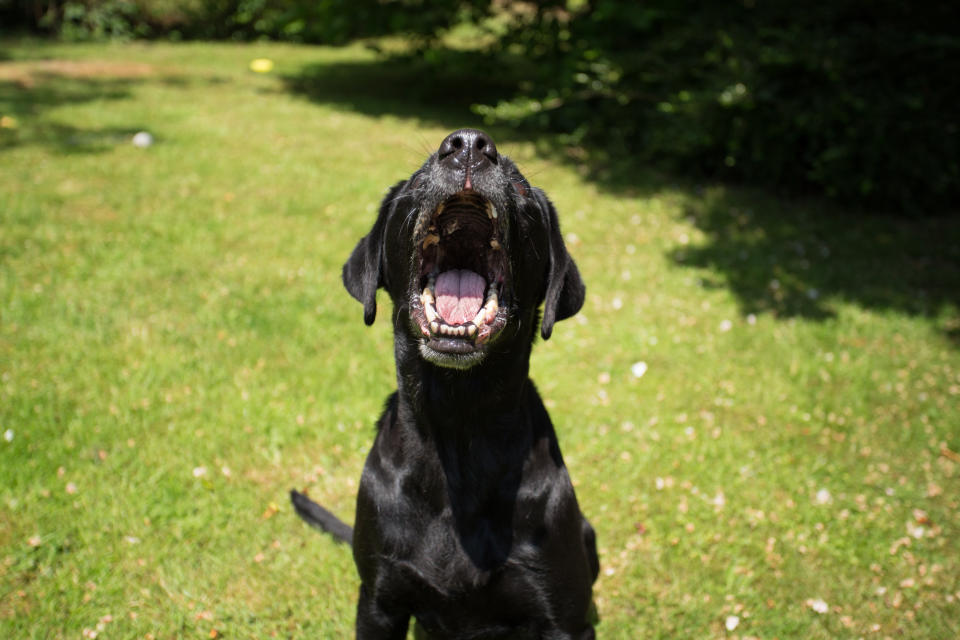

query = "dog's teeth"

[433,322,473,337]
[425,304,437,323]
[484,299,499,324]
[490,238,501,251]
[486,201,497,219]
[421,286,434,303]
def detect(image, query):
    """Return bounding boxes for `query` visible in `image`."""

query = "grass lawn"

[1,38,959,639]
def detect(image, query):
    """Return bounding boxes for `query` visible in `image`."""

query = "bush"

[475,1,959,214]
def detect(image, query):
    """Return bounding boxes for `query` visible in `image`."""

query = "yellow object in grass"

[249,58,274,73]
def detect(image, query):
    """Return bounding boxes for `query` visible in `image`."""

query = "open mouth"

[413,191,508,355]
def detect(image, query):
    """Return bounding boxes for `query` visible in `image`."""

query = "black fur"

[292,129,598,639]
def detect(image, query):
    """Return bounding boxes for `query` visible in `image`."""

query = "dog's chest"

[368,478,551,610]
[391,516,545,632]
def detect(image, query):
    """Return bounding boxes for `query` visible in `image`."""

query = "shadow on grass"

[282,50,960,344]
[280,49,676,201]
[0,73,141,153]
[281,50,523,134]
[0,65,205,153]
[676,189,960,342]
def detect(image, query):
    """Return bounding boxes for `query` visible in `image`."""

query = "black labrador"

[291,129,598,639]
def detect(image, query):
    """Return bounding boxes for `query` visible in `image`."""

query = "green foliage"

[474,0,959,215]
[53,0,142,40]
[149,0,492,44]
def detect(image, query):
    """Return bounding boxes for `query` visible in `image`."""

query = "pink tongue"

[435,269,485,325]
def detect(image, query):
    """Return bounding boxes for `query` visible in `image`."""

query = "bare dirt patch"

[0,60,155,88]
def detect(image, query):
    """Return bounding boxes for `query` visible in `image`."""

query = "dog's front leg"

[356,584,409,640]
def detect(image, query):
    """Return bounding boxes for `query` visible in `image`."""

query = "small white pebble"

[725,615,740,631]
[815,488,832,504]
[809,598,828,614]
[131,131,153,148]
[631,361,648,378]
[192,466,207,478]
[3,429,12,442]
[611,297,623,310]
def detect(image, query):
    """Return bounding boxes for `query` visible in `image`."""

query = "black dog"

[291,129,598,639]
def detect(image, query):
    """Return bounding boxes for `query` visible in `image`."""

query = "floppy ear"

[342,181,406,325]
[533,189,585,340]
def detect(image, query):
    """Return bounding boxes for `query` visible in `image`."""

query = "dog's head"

[343,129,584,369]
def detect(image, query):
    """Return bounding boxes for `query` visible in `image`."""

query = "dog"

[291,129,598,639]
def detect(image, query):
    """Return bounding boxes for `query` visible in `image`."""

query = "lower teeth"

[422,285,499,338]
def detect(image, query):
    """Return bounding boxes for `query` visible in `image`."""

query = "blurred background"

[2,2,959,638]
[3,0,958,214]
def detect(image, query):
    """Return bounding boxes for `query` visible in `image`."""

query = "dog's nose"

[438,129,498,173]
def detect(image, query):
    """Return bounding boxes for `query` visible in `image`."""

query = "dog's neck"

[394,333,536,436]
[393,334,547,570]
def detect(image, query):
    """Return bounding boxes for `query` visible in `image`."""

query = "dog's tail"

[289,489,354,546]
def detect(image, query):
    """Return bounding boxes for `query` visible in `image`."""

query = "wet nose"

[437,129,498,174]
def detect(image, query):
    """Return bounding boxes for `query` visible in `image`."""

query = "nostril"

[452,137,463,149]
[475,135,498,164]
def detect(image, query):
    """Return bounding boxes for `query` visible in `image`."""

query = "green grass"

[2,39,959,639]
